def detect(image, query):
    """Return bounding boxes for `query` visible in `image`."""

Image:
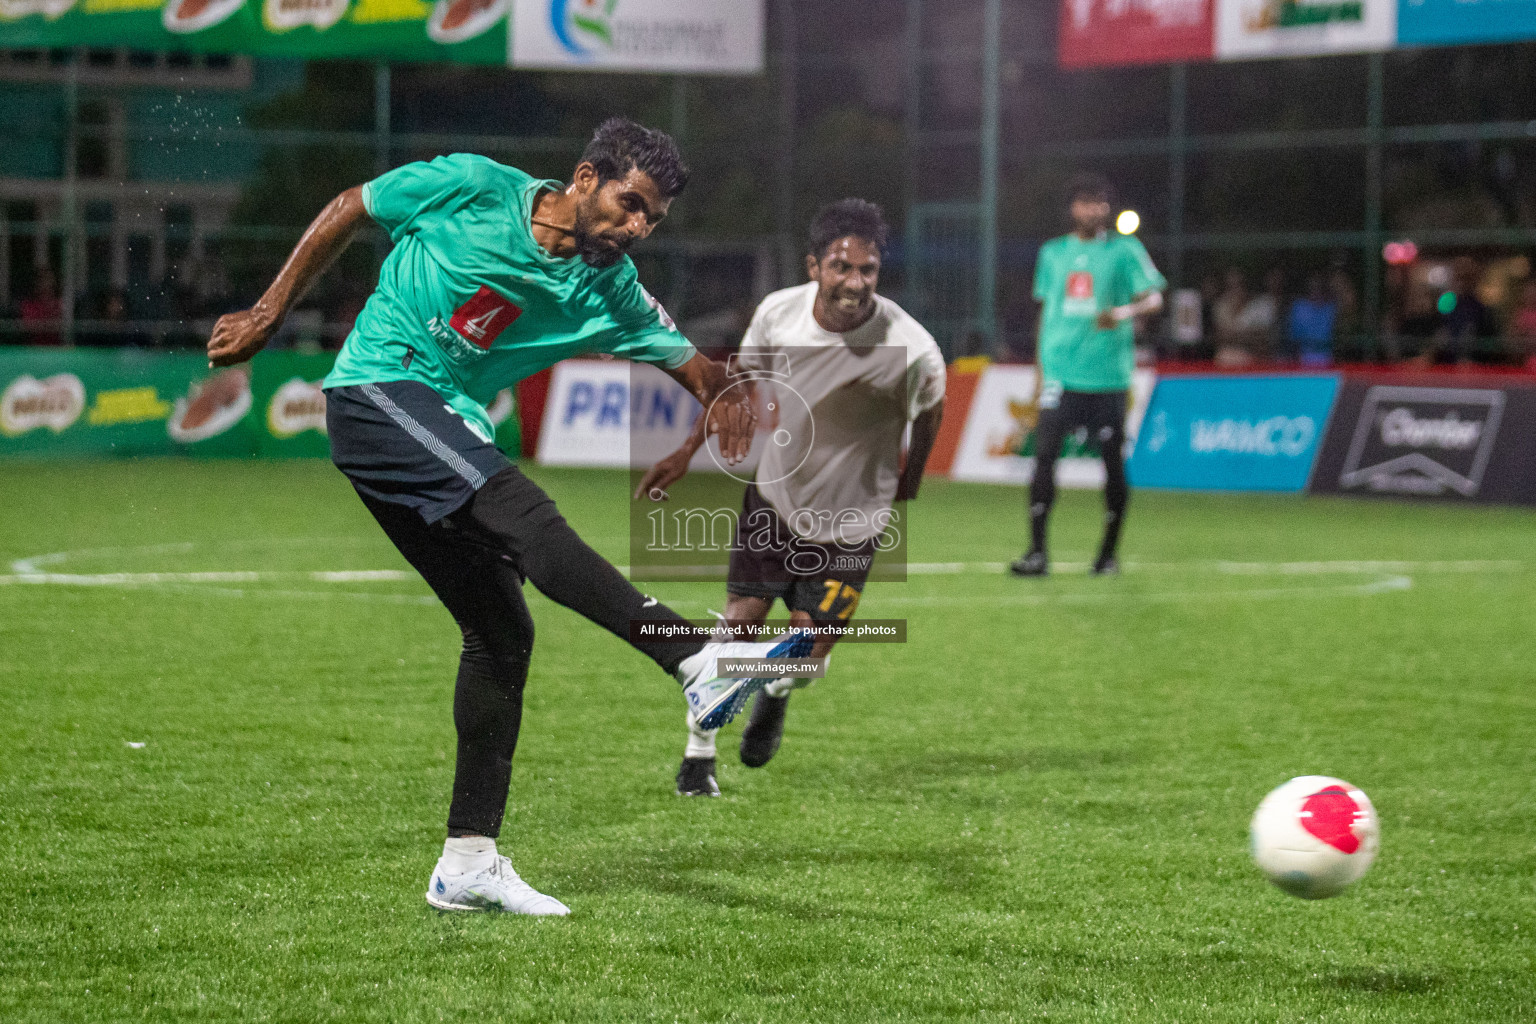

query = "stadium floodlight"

[1116,209,1140,235]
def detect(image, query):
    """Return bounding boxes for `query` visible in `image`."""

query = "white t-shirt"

[734,283,946,544]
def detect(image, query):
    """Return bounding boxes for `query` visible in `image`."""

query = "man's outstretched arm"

[896,400,945,501]
[659,354,756,468]
[631,374,753,501]
[207,186,371,367]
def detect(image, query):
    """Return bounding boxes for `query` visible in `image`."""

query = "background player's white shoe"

[676,630,814,730]
[426,854,570,915]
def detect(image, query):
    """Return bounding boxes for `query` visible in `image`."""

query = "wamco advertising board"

[1128,373,1339,492]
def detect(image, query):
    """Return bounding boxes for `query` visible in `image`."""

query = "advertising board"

[535,358,758,473]
[1215,0,1397,59]
[1397,0,1536,47]
[1059,0,1215,68]
[1308,377,1536,504]
[1128,373,1339,492]
[0,0,509,63]
[512,0,764,74]
[0,348,518,459]
[949,365,1156,488]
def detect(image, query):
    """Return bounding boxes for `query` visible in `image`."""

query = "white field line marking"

[0,570,415,586]
[7,536,384,576]
[116,581,439,606]
[902,559,1518,576]
[853,574,1416,608]
[618,559,1517,577]
[1,537,1512,609]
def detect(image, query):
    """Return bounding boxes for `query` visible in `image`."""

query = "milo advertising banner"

[0,347,521,459]
[0,0,510,63]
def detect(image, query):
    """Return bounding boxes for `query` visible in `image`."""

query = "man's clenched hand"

[207,308,279,368]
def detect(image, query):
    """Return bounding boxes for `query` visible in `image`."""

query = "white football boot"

[675,629,815,731]
[426,854,570,916]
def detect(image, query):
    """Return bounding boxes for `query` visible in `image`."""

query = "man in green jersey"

[1011,173,1166,578]
[205,119,811,916]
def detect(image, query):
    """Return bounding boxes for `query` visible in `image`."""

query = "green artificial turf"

[1,459,1533,1022]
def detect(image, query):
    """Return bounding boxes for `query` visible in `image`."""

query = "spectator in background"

[1192,272,1221,360]
[1434,256,1498,364]
[1212,268,1254,366]
[1389,285,1441,364]
[1329,264,1359,353]
[1248,268,1286,355]
[1507,278,1536,370]
[19,266,63,346]
[1288,273,1338,367]
[77,288,146,348]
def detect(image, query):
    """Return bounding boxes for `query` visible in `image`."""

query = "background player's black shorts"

[325,380,513,523]
[1036,388,1128,455]
[727,484,876,622]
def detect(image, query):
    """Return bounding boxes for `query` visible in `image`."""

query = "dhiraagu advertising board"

[1129,374,1341,492]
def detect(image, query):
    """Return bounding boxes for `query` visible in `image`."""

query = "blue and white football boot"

[676,630,815,731]
[425,854,570,916]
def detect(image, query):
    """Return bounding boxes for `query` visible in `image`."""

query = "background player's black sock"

[1029,499,1051,555]
[1029,456,1058,555]
[446,628,529,839]
[1098,444,1129,562]
[460,468,704,675]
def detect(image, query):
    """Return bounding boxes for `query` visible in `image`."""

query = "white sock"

[767,652,828,698]
[441,835,497,874]
[675,646,712,686]
[684,709,718,759]
[764,677,799,698]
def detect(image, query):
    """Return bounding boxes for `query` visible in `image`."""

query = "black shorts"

[325,380,513,524]
[726,484,876,622]
[1036,388,1127,456]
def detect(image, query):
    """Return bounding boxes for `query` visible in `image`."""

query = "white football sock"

[764,677,800,698]
[441,835,497,874]
[766,650,829,698]
[684,709,718,759]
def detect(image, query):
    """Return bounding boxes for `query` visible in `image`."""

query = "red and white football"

[1251,775,1380,899]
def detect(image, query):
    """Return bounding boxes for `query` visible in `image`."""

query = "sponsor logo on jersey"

[1066,271,1094,300]
[449,286,523,349]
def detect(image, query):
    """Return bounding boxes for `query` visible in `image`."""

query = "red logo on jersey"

[449,286,522,349]
[1066,271,1094,300]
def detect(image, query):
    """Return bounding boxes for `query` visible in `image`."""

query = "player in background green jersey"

[1011,173,1166,578]
[205,120,813,916]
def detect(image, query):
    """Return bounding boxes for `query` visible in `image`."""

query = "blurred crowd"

[1167,253,1536,369]
[7,251,1536,372]
[1,257,363,352]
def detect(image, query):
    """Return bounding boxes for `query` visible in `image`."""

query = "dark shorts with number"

[1036,388,1128,456]
[726,483,875,622]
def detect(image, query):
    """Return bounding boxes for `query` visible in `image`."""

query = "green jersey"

[323,153,695,440]
[1033,231,1165,393]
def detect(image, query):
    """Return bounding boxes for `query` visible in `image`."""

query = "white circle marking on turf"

[0,543,1517,608]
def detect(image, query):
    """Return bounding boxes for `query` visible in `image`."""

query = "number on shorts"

[818,580,861,620]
